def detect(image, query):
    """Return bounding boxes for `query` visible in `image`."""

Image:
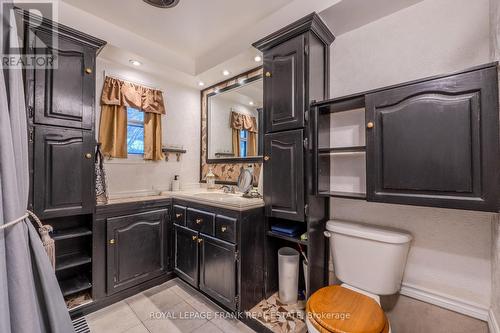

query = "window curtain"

[99,76,165,160]
[0,3,75,332]
[230,111,258,156]
[232,129,240,157]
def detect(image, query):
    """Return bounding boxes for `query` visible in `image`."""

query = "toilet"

[306,220,412,333]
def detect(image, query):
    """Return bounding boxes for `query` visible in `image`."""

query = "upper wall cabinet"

[263,36,305,133]
[23,14,104,130]
[365,65,499,211]
[254,13,335,134]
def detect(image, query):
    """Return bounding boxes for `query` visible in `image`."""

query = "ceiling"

[57,0,425,88]
[61,0,293,59]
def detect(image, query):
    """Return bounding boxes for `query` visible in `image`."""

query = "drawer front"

[187,208,215,235]
[215,215,237,243]
[173,205,186,226]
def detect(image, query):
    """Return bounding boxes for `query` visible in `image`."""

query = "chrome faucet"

[220,185,236,194]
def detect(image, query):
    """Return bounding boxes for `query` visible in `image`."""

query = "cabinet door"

[26,28,95,129]
[263,35,305,133]
[264,129,305,221]
[199,234,237,310]
[33,126,94,218]
[106,209,168,294]
[366,67,499,211]
[174,225,199,287]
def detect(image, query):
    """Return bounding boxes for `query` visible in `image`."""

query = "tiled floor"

[85,278,257,333]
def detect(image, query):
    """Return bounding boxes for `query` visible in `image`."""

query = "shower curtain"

[0,1,75,332]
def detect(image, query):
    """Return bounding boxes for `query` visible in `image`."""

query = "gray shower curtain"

[0,1,75,332]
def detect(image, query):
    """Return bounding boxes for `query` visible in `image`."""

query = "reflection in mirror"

[208,78,262,160]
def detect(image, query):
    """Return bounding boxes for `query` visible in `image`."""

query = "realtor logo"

[1,0,58,69]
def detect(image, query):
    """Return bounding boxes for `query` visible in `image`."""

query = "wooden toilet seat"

[306,286,389,333]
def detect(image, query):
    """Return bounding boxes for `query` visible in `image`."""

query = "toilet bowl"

[305,220,412,333]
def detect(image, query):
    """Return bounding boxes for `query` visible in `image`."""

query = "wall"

[96,58,200,197]
[323,0,494,314]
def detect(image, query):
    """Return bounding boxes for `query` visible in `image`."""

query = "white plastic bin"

[278,247,299,304]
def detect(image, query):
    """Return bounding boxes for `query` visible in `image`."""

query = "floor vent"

[72,317,90,333]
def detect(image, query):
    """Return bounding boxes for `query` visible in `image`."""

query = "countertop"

[100,187,264,212]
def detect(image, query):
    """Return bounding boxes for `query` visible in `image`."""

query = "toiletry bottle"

[206,168,216,190]
[172,175,180,191]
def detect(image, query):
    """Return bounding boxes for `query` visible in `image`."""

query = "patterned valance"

[230,111,257,133]
[101,76,166,115]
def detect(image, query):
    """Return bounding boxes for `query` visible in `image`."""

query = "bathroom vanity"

[81,189,265,317]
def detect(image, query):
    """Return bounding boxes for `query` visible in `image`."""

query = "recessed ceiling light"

[129,59,142,66]
[249,101,254,106]
[222,70,230,76]
[198,81,205,87]
[254,55,262,62]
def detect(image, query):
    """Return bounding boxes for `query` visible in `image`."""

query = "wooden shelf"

[267,230,308,246]
[52,227,92,241]
[318,146,366,154]
[319,191,367,200]
[56,253,92,272]
[59,275,92,297]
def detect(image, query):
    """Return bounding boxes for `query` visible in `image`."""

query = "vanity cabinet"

[173,199,265,311]
[263,35,305,133]
[366,65,499,211]
[199,234,237,310]
[174,224,199,287]
[93,198,174,304]
[106,209,169,294]
[263,130,305,221]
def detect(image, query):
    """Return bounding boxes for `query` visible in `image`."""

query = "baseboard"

[490,309,500,333]
[400,282,490,321]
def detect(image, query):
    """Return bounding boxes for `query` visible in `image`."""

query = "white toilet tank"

[326,220,412,295]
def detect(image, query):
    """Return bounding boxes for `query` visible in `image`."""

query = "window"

[240,130,248,157]
[127,107,144,154]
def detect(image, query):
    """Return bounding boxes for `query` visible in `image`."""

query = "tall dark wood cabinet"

[253,13,334,297]
[263,130,304,221]
[21,11,106,311]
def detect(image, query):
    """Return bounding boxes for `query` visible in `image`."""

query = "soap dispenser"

[171,175,180,191]
[206,167,216,190]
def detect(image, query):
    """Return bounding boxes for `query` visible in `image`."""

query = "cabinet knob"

[85,68,92,74]
[264,155,270,161]
[85,153,92,159]
[221,226,227,232]
[367,122,374,129]
[109,239,115,245]
[197,238,203,243]
[265,72,272,78]
[176,213,182,218]
[196,218,203,224]
[192,235,197,241]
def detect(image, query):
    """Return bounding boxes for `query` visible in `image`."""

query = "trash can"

[278,247,300,304]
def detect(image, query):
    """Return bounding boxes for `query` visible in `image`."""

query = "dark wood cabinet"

[106,209,169,294]
[33,126,94,218]
[174,224,199,288]
[199,234,237,310]
[263,35,305,133]
[366,65,499,211]
[172,199,265,312]
[264,129,305,221]
[25,20,96,130]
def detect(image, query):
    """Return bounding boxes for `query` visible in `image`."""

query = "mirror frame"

[200,67,263,184]
[206,74,263,164]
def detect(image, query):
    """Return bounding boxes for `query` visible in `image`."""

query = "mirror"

[207,77,263,162]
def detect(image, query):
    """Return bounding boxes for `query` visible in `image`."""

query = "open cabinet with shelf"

[315,97,368,199]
